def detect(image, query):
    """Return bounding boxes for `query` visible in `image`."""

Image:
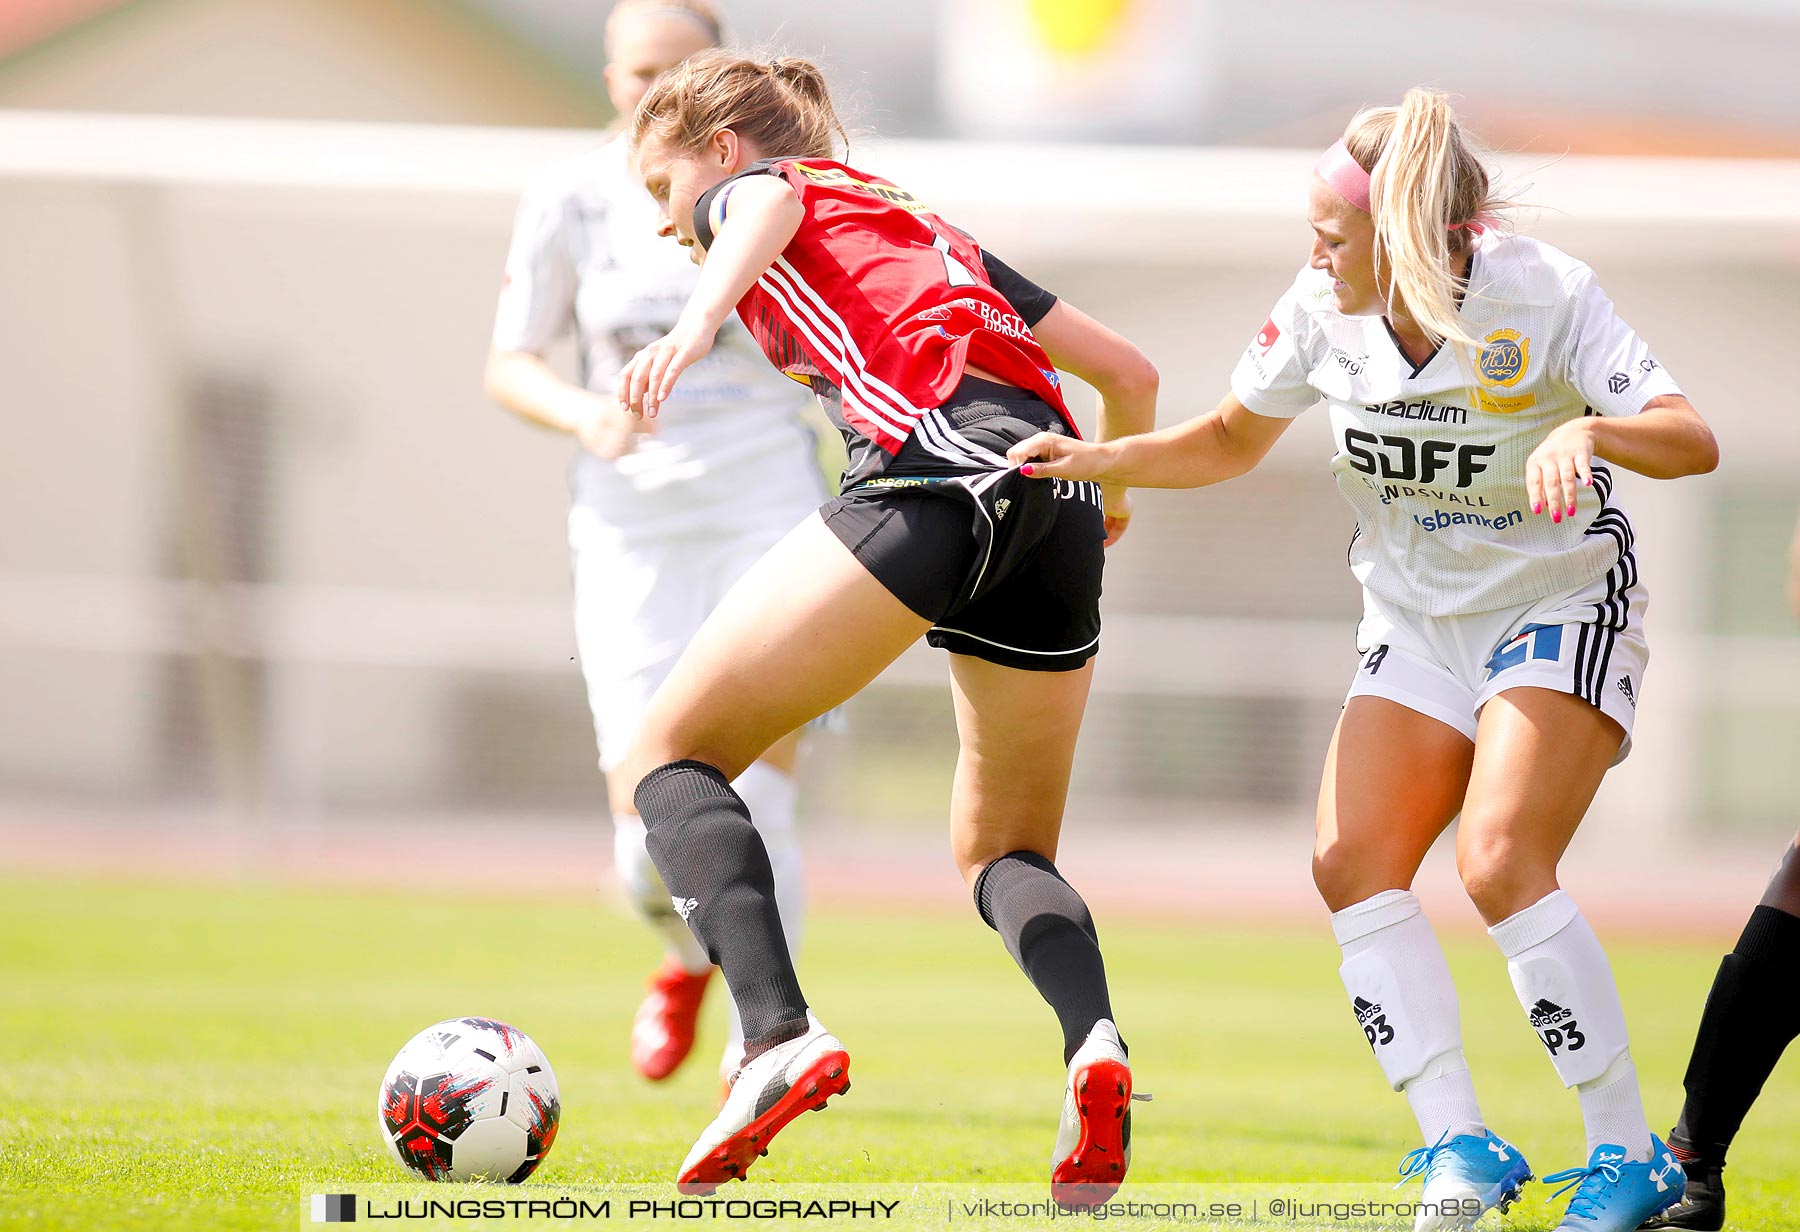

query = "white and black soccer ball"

[377,1017,560,1182]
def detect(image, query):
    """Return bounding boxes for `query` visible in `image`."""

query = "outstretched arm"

[1007,392,1292,489]
[485,348,651,459]
[618,175,802,418]
[1027,301,1158,544]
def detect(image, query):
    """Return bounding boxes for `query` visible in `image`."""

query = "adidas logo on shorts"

[1617,675,1637,708]
[671,896,699,921]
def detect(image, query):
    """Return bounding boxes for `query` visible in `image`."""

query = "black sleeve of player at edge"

[980,250,1058,328]
[692,160,786,251]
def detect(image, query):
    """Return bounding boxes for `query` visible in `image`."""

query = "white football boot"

[1050,1019,1134,1205]
[675,1011,849,1194]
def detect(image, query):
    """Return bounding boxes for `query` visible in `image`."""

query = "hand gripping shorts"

[819,379,1105,673]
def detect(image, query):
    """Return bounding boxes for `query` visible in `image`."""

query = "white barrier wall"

[1,113,1795,843]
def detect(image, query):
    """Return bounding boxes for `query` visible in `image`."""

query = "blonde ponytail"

[1344,88,1508,355]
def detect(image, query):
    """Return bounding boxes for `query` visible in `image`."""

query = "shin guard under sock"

[1490,890,1651,1161]
[1331,889,1484,1145]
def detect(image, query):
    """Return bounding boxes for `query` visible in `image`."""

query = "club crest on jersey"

[1474,328,1535,415]
[1477,328,1530,388]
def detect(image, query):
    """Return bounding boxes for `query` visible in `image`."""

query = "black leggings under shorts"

[819,378,1104,673]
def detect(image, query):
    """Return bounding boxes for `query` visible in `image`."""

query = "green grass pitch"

[3,878,1797,1230]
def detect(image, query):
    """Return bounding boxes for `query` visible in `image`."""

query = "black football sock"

[1669,904,1800,1165]
[974,850,1118,1065]
[636,759,808,1055]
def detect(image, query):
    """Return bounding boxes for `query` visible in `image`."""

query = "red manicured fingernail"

[1532,502,1542,514]
[1552,511,1561,523]
[1567,504,1576,516]
[1582,477,1592,486]
[1020,464,1035,476]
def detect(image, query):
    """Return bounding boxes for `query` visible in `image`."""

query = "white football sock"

[732,760,806,956]
[1578,1052,1655,1164]
[612,812,710,974]
[1489,889,1652,1162]
[1333,889,1485,1145]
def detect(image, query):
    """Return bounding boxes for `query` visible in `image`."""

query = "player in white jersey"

[483,0,823,1089]
[1009,89,1719,1232]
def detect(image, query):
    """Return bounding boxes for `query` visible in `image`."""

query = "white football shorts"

[1346,565,1649,761]
[571,488,820,774]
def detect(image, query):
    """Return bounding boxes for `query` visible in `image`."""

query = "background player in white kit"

[1009,89,1719,1232]
[484,0,821,1088]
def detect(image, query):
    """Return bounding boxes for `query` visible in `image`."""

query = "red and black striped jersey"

[695,157,1073,483]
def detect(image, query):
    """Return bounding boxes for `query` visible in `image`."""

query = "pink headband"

[1314,139,1371,213]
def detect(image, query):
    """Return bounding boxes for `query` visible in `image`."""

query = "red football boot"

[630,960,713,1081]
[1051,1020,1134,1206]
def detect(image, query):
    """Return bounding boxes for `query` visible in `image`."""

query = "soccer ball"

[377,1017,561,1182]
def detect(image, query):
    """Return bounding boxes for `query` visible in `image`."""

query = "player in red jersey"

[614,50,1157,1199]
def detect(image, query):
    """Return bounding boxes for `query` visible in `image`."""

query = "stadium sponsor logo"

[1528,998,1586,1055]
[1415,508,1525,536]
[1352,996,1395,1048]
[1343,429,1494,489]
[1477,327,1530,389]
[1361,397,1468,425]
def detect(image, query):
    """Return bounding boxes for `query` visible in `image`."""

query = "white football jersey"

[1231,233,1682,616]
[493,137,820,535]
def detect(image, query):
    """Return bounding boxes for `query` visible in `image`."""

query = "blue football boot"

[1397,1130,1533,1231]
[1544,1135,1685,1232]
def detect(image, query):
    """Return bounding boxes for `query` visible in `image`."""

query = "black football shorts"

[819,378,1104,672]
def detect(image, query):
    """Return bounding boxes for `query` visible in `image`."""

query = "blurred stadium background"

[3,0,1798,928]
